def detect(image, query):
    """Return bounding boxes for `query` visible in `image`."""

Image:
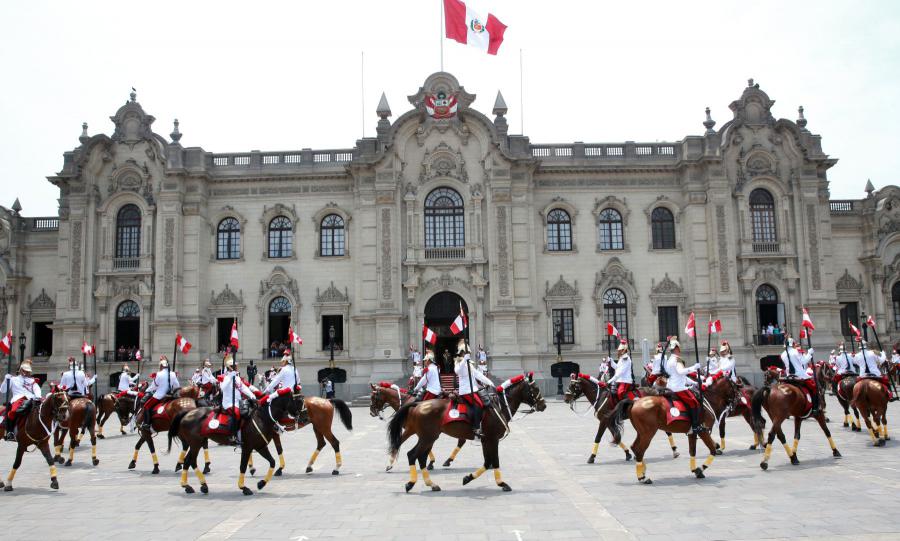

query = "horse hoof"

[184,485,195,494]
[92,458,100,466]
[175,464,182,472]
[442,460,452,467]
[715,443,721,450]
[203,463,211,474]
[64,460,72,467]
[587,455,595,464]
[305,467,313,474]
[790,455,800,466]
[499,482,512,492]
[842,423,849,428]
[431,484,442,492]
[331,470,340,476]
[97,434,105,439]
[671,451,680,459]
[274,468,283,477]
[54,456,64,464]
[120,430,126,435]
[257,480,266,490]
[693,468,705,479]
[405,482,415,493]
[625,451,633,461]
[241,487,253,496]
[715,449,723,456]
[825,417,831,423]
[152,465,160,475]
[833,449,842,458]
[760,462,768,471]
[385,465,393,472]
[462,474,474,486]
[249,468,256,476]
[200,484,208,494]
[128,460,136,470]
[50,479,58,490]
[4,484,12,492]
[638,478,653,485]
[749,445,757,450]
[427,462,434,471]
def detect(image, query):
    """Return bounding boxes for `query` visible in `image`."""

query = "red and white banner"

[0,330,11,355]
[230,321,240,349]
[866,314,876,329]
[801,308,816,331]
[708,319,722,334]
[443,0,508,55]
[799,328,807,340]
[685,312,696,338]
[606,322,620,338]
[81,341,94,355]
[423,324,438,346]
[450,303,468,335]
[176,333,192,354]
[288,326,303,345]
[135,349,142,361]
[848,321,861,339]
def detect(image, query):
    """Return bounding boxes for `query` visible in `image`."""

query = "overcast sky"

[1,1,898,216]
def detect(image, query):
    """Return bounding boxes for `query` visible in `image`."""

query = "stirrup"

[4,430,15,442]
[473,428,484,439]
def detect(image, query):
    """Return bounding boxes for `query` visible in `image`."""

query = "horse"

[95,392,138,438]
[605,376,736,484]
[563,374,682,462]
[128,396,201,474]
[167,388,304,495]
[369,382,467,471]
[832,374,862,431]
[711,376,764,452]
[52,396,99,466]
[388,372,546,493]
[851,377,890,446]
[751,364,841,470]
[0,391,70,491]
[268,396,353,476]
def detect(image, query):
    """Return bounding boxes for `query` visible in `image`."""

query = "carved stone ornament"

[29,288,56,310]
[544,275,581,316]
[408,72,474,146]
[836,269,863,291]
[651,274,683,295]
[258,267,300,325]
[107,159,153,202]
[744,149,777,178]
[419,141,468,184]
[592,257,637,316]
[210,284,243,306]
[110,96,156,146]
[316,282,349,304]
[648,274,687,315]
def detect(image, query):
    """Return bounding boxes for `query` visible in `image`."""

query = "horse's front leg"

[717,417,726,453]
[238,445,253,496]
[273,433,285,476]
[3,443,26,492]
[38,440,59,490]
[306,427,327,474]
[696,430,718,478]
[664,432,679,458]
[65,427,78,466]
[254,442,277,491]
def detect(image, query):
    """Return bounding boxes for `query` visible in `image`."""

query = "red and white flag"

[848,321,861,339]
[801,308,816,331]
[229,321,240,349]
[708,319,722,334]
[685,312,696,338]
[799,328,807,340]
[288,326,303,345]
[176,333,192,355]
[0,330,11,355]
[135,349,142,361]
[606,322,620,338]
[81,341,94,355]
[865,314,876,329]
[450,303,468,335]
[443,0,508,55]
[423,323,438,346]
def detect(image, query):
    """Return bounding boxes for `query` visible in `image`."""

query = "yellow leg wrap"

[178,451,186,463]
[875,425,882,438]
[843,414,850,424]
[335,452,342,467]
[409,464,418,483]
[151,453,159,465]
[55,445,62,456]
[763,444,773,461]
[792,439,799,455]
[7,468,16,482]
[591,442,600,455]
[248,455,254,467]
[753,433,760,446]
[278,453,285,468]
[307,450,320,467]
[782,443,793,457]
[636,462,646,479]
[449,447,461,460]
[98,426,103,435]
[619,442,629,451]
[180,469,188,486]
[422,468,433,486]
[719,437,726,451]
[689,457,697,471]
[428,450,435,462]
[869,428,878,443]
[853,418,860,428]
[49,465,57,478]
[204,449,210,464]
[195,469,207,485]
[493,469,503,485]
[132,450,139,461]
[91,445,97,459]
[667,434,676,448]
[471,466,486,479]
[703,455,715,467]
[827,437,837,450]
[68,448,75,461]
[238,473,246,489]
[882,426,889,439]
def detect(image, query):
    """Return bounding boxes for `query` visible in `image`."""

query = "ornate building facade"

[0,73,895,395]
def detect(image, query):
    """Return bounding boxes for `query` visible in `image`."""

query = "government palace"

[1,72,898,397]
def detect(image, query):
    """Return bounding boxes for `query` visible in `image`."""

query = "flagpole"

[440,0,444,71]
[360,51,365,138]
[705,316,712,377]
[519,48,524,134]
[693,317,703,422]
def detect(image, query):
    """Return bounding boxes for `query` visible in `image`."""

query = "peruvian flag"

[848,321,861,339]
[229,321,240,349]
[450,303,468,335]
[801,308,816,331]
[288,326,303,345]
[685,312,696,338]
[708,319,722,334]
[0,330,11,355]
[443,0,508,55]
[865,314,876,329]
[606,322,620,338]
[799,328,807,340]
[175,333,192,355]
[423,323,438,346]
[135,349,142,361]
[81,341,94,355]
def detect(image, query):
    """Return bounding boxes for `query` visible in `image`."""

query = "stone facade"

[0,74,895,397]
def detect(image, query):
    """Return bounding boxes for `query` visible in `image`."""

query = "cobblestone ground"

[0,394,898,541]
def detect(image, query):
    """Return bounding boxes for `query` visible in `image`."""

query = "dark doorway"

[115,301,140,352]
[268,297,291,357]
[840,302,860,340]
[755,284,784,344]
[216,318,233,354]
[32,321,53,357]
[321,315,344,351]
[760,355,784,371]
[424,292,469,374]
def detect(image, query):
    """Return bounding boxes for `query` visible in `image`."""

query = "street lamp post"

[328,324,336,369]
[18,332,26,363]
[554,321,563,395]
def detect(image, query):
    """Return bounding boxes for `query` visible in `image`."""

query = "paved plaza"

[1,394,898,541]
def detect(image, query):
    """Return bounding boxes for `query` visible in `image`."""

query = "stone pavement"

[1,394,898,541]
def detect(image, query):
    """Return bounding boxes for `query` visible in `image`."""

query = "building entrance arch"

[424,291,469,374]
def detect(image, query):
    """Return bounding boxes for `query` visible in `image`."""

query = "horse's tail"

[388,401,415,455]
[167,410,189,454]
[82,401,96,430]
[329,398,353,431]
[605,399,634,445]
[751,385,771,429]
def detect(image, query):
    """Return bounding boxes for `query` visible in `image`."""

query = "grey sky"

[1,0,898,216]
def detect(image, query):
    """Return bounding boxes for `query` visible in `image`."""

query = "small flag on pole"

[443,0,508,55]
[708,319,722,334]
[288,326,303,345]
[801,308,816,331]
[0,330,11,355]
[799,328,807,340]
[176,333,192,354]
[848,321,861,339]
[684,312,696,338]
[606,322,620,338]
[423,323,438,345]
[135,349,142,361]
[230,321,240,349]
[865,314,876,329]
[82,341,93,355]
[450,302,468,335]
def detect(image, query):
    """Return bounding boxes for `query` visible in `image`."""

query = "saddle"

[656,389,692,425]
[441,401,471,426]
[150,397,178,422]
[200,411,233,437]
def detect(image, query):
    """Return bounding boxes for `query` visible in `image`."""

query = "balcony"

[754,334,786,347]
[113,257,140,270]
[829,200,856,215]
[31,217,59,231]
[752,242,780,254]
[424,247,466,260]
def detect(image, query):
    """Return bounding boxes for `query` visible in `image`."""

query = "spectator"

[322,378,335,399]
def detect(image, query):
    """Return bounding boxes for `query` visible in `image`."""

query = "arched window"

[117,300,140,319]
[756,284,782,345]
[598,208,624,251]
[268,216,293,258]
[320,214,345,257]
[650,207,675,250]
[750,189,777,244]
[546,209,572,252]
[756,284,778,303]
[115,300,141,354]
[217,218,241,260]
[115,204,141,260]
[603,288,628,339]
[893,282,900,330]
[424,188,465,249]
[269,296,292,314]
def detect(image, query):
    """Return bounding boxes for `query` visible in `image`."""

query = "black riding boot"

[689,407,704,434]
[810,388,821,416]
[141,407,152,431]
[471,406,484,439]
[4,416,15,441]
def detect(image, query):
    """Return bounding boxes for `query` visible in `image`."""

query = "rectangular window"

[321,315,344,351]
[32,321,53,357]
[657,306,679,342]
[840,302,859,339]
[894,299,900,331]
[551,309,575,345]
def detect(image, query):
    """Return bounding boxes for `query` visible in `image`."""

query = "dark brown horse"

[564,374,681,462]
[833,375,862,431]
[128,396,198,474]
[606,377,736,484]
[712,377,763,452]
[52,397,99,466]
[95,392,137,438]
[269,396,353,476]
[388,373,546,492]
[369,383,466,471]
[751,364,841,470]
[0,391,70,491]
[168,390,303,495]
[851,377,890,446]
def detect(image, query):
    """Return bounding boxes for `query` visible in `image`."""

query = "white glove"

[808,348,815,356]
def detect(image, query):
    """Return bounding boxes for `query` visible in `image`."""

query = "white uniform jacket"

[455,357,493,395]
[220,372,255,410]
[606,354,633,385]
[262,364,298,394]
[1,374,41,402]
[413,365,442,396]
[664,355,699,393]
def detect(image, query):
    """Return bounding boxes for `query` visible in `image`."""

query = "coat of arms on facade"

[408,72,476,145]
[425,91,458,119]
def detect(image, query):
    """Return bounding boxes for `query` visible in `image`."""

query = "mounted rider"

[409,347,423,390]
[454,338,494,438]
[413,350,442,400]
[780,337,821,416]
[705,348,720,377]
[140,356,180,431]
[116,365,139,397]
[855,341,894,400]
[646,342,666,385]
[218,353,257,444]
[2,361,41,441]
[707,341,739,384]
[602,340,636,404]
[59,356,95,398]
[476,345,488,376]
[664,338,704,434]
[191,359,216,396]
[261,349,301,402]
[833,342,857,384]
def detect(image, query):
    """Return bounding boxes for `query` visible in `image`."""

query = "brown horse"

[52,397,99,466]
[851,377,890,446]
[95,392,137,438]
[167,389,303,495]
[388,373,546,492]
[606,377,736,484]
[563,374,682,462]
[128,396,198,474]
[268,396,353,476]
[833,375,862,431]
[369,383,466,471]
[0,391,70,491]
[712,377,764,452]
[751,364,841,470]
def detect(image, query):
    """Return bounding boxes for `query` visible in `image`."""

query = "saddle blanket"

[442,402,469,426]
[200,411,232,437]
[151,400,176,423]
[665,399,690,425]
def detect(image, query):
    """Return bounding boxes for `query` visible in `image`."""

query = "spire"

[130,87,137,102]
[79,122,90,144]
[703,107,716,135]
[11,198,21,214]
[170,118,182,143]
[492,90,508,117]
[865,178,875,197]
[796,105,808,132]
[376,92,391,119]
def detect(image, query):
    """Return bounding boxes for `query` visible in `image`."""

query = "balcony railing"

[530,142,678,161]
[754,334,786,346]
[113,257,140,270]
[752,242,780,254]
[31,217,59,231]
[208,148,356,168]
[829,200,856,214]
[424,247,466,260]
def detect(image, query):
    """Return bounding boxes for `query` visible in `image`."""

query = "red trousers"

[616,383,637,401]
[646,374,658,385]
[675,390,699,408]
[143,396,161,412]
[459,393,483,408]
[7,397,26,420]
[423,391,439,400]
